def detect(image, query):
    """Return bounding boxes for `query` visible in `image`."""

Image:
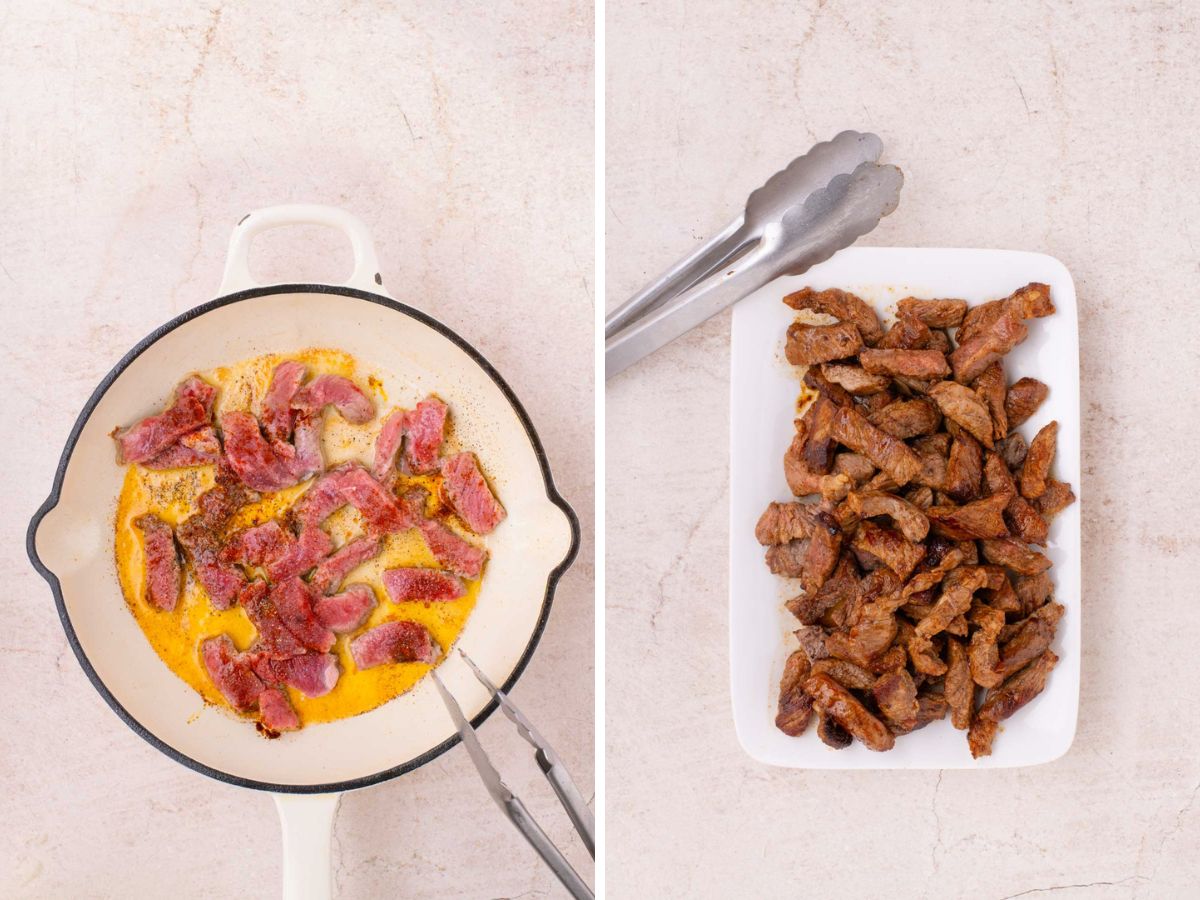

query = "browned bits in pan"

[755,282,1074,757]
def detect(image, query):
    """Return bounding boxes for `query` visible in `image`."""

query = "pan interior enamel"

[34,289,575,787]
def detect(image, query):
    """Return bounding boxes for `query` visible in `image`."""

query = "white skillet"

[27,205,580,899]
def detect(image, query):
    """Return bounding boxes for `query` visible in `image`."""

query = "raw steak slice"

[239,580,307,659]
[265,526,334,582]
[350,620,437,669]
[270,577,336,653]
[253,652,340,698]
[440,452,506,534]
[201,634,265,712]
[114,375,216,463]
[382,567,466,603]
[220,521,291,568]
[134,513,181,611]
[142,426,222,469]
[418,516,487,579]
[292,375,374,424]
[221,411,302,492]
[373,409,406,478]
[261,361,307,442]
[401,397,448,474]
[310,537,381,595]
[337,465,415,534]
[257,687,300,732]
[291,468,352,529]
[315,583,377,633]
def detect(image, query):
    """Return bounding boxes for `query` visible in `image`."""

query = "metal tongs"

[605,130,904,378]
[432,650,594,899]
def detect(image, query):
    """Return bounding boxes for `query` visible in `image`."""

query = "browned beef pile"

[760,283,1074,758]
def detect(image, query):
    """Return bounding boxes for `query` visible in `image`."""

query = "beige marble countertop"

[606,1,1198,897]
[0,2,592,898]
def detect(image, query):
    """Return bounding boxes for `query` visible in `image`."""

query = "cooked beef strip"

[1014,572,1054,615]
[997,433,1029,469]
[815,709,853,749]
[803,367,855,406]
[847,491,930,542]
[766,540,809,577]
[974,361,1008,442]
[872,668,919,732]
[787,554,859,624]
[899,547,965,602]
[857,389,897,416]
[794,624,830,663]
[801,396,840,473]
[876,314,934,350]
[895,691,950,735]
[984,452,1048,545]
[928,381,995,448]
[803,673,895,751]
[830,404,923,485]
[926,493,1011,540]
[943,432,983,502]
[775,650,814,736]
[1019,420,1059,500]
[927,330,953,354]
[914,432,952,457]
[1035,479,1076,518]
[869,397,942,439]
[944,637,973,730]
[755,501,818,545]
[785,321,864,365]
[825,606,898,669]
[905,484,935,509]
[980,538,1051,574]
[993,602,1063,682]
[949,308,1029,384]
[956,282,1054,346]
[897,297,968,328]
[916,567,988,639]
[967,603,1006,688]
[783,286,884,345]
[870,644,908,675]
[1005,377,1049,429]
[810,657,875,690]
[820,363,892,395]
[801,512,843,595]
[851,520,925,580]
[832,452,876,484]
[968,650,1058,758]
[784,423,854,499]
[859,348,950,380]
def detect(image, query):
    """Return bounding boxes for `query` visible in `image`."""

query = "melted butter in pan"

[113,348,480,726]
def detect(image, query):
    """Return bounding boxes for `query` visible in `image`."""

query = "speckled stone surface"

[606,1,1198,897]
[1,2,592,898]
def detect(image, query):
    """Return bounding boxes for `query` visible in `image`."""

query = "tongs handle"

[605,238,778,378]
[537,749,595,857]
[604,217,752,339]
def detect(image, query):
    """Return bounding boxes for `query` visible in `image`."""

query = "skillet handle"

[274,792,341,900]
[218,203,390,298]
